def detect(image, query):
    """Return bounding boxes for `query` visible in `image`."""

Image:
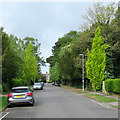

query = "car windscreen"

[34,83,41,85]
[11,88,28,93]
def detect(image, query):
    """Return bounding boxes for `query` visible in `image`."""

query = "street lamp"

[79,54,84,92]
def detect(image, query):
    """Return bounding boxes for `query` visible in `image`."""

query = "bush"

[12,78,27,87]
[48,81,53,83]
[105,78,120,94]
[0,84,3,94]
[105,79,113,92]
[2,83,9,92]
[87,81,94,91]
[113,79,120,94]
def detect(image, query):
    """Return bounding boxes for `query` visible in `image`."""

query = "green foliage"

[85,94,118,103]
[0,84,3,94]
[2,83,9,92]
[47,2,119,90]
[22,42,39,85]
[87,81,93,91]
[113,79,120,93]
[50,62,60,82]
[47,30,79,67]
[0,96,7,111]
[12,78,27,87]
[105,79,113,92]
[2,28,44,90]
[86,26,109,93]
[105,78,120,94]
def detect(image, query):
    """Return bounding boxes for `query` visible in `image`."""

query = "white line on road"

[91,100,110,109]
[0,112,9,120]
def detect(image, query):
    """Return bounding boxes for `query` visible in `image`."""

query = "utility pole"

[79,54,84,92]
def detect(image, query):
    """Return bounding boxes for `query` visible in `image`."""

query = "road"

[2,83,118,119]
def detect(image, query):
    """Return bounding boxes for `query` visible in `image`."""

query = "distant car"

[40,82,44,86]
[52,82,55,85]
[55,83,60,87]
[33,83,43,90]
[7,86,35,107]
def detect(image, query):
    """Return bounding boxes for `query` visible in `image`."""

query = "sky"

[0,0,119,74]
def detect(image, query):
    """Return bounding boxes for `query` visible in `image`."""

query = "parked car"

[7,86,35,107]
[52,82,55,85]
[55,83,60,87]
[33,83,43,90]
[40,82,44,86]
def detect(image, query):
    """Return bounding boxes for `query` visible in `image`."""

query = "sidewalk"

[86,91,120,100]
[80,90,120,110]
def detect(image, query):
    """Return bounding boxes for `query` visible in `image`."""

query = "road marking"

[91,100,110,109]
[0,112,9,120]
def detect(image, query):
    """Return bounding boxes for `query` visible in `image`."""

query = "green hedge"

[113,79,120,93]
[105,78,120,94]
[2,83,9,92]
[12,78,27,87]
[0,84,3,94]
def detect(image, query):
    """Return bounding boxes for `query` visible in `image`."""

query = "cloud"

[0,2,114,73]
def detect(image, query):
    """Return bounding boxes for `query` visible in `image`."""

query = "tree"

[50,62,60,83]
[82,2,116,31]
[82,2,119,78]
[86,26,109,95]
[2,32,22,88]
[22,42,39,85]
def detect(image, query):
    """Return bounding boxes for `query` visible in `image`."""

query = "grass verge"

[61,85,72,90]
[114,105,120,109]
[62,85,86,94]
[85,94,118,103]
[75,90,87,94]
[0,96,7,111]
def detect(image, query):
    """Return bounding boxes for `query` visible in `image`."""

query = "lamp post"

[79,54,84,92]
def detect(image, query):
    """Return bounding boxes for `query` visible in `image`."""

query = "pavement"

[84,90,120,110]
[0,83,118,119]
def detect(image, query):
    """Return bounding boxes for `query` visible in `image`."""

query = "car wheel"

[8,104,13,108]
[30,100,34,106]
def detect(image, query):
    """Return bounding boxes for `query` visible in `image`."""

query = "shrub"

[12,78,27,87]
[96,82,103,92]
[48,81,53,83]
[113,79,120,94]
[2,83,9,92]
[87,81,94,91]
[105,78,120,94]
[0,84,3,94]
[105,79,113,92]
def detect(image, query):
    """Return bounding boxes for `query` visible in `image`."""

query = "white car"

[40,82,44,86]
[33,83,43,90]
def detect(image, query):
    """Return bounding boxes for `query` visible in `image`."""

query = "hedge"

[2,83,9,92]
[105,78,120,94]
[0,84,3,94]
[12,78,27,87]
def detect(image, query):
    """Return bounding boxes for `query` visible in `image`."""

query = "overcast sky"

[0,0,118,73]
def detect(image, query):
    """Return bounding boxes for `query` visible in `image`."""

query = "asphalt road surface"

[2,83,118,118]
